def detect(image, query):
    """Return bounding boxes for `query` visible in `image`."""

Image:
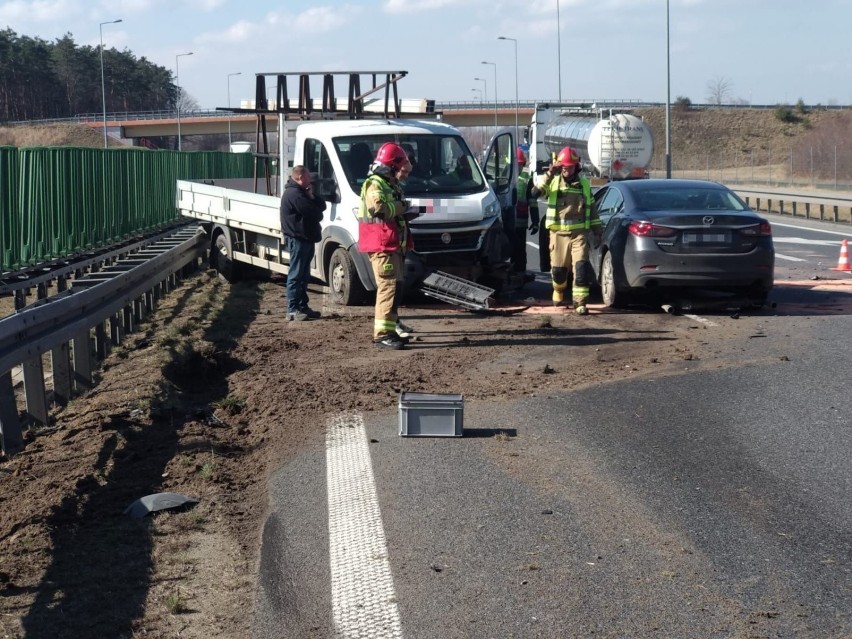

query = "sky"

[2,0,851,112]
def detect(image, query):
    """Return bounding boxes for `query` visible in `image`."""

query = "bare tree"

[705,76,733,105]
[178,89,199,113]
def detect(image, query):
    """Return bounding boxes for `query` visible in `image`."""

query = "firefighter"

[511,147,540,274]
[533,146,601,314]
[358,142,417,349]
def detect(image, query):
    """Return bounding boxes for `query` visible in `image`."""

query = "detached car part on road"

[590,179,775,308]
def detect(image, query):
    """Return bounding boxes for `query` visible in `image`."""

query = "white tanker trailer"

[527,105,654,180]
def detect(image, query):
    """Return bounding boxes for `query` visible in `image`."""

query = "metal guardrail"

[733,187,852,224]
[0,225,206,454]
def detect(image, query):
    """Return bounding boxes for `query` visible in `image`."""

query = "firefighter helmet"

[516,147,527,165]
[375,143,411,171]
[555,146,580,169]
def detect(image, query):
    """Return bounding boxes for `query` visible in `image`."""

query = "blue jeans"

[286,236,315,314]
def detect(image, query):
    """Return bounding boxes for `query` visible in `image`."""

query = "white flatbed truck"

[177,71,520,307]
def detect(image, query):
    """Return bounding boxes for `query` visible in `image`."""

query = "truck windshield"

[334,134,487,196]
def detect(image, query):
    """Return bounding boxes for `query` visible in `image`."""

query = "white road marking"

[683,314,719,327]
[770,222,852,238]
[773,237,844,246]
[326,412,403,639]
[775,253,808,262]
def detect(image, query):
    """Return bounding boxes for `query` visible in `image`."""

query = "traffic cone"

[831,238,851,272]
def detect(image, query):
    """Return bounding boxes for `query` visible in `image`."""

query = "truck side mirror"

[316,178,341,204]
[328,184,341,204]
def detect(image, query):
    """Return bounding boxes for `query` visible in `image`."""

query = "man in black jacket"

[280,165,326,321]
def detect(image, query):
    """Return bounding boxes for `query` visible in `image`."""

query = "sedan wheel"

[601,252,627,308]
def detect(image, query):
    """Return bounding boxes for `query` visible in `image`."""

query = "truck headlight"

[484,197,500,219]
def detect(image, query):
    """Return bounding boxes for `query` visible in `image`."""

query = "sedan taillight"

[740,222,772,236]
[628,221,677,237]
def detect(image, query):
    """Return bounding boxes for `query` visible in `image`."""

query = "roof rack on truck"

[217,71,438,196]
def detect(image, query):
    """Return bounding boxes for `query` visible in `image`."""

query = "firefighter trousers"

[549,230,591,306]
[369,251,404,340]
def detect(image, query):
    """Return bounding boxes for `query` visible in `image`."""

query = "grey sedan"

[590,179,774,308]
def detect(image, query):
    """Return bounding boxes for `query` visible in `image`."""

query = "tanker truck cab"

[289,118,517,304]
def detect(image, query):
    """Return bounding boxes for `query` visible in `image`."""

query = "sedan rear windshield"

[632,187,749,212]
[333,134,487,196]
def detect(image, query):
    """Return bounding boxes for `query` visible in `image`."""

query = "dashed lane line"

[683,314,720,327]
[775,253,808,262]
[326,412,403,639]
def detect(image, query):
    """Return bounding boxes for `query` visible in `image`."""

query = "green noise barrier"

[0,147,20,272]
[2,147,252,273]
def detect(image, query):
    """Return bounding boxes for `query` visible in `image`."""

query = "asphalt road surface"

[253,213,851,639]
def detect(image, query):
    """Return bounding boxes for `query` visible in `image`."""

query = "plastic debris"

[125,492,199,519]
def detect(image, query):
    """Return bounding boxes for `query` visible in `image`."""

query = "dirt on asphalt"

[1,265,793,638]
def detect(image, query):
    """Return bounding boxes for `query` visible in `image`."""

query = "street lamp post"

[666,0,672,178]
[471,88,482,102]
[556,0,562,103]
[175,51,193,151]
[474,77,487,104]
[481,61,498,129]
[99,18,122,149]
[498,36,519,147]
[227,71,242,148]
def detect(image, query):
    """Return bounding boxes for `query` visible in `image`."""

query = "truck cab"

[177,71,519,306]
[286,118,515,304]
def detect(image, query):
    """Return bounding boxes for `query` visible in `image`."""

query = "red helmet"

[375,143,410,171]
[516,147,527,165]
[555,146,580,169]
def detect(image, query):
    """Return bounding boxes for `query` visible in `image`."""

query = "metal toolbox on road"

[398,392,464,437]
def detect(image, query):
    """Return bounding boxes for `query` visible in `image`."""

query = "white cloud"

[383,0,464,14]
[196,18,262,45]
[187,0,225,9]
[0,0,81,23]
[195,5,359,46]
[106,0,158,14]
[290,6,358,34]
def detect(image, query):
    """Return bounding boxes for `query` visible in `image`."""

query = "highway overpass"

[81,105,541,143]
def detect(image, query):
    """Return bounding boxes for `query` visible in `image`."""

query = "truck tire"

[212,232,238,282]
[600,251,627,308]
[329,247,366,306]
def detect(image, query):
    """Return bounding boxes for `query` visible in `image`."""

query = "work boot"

[552,289,564,307]
[396,320,414,339]
[574,304,589,315]
[375,335,406,350]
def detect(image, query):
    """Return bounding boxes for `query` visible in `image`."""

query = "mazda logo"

[702,216,715,225]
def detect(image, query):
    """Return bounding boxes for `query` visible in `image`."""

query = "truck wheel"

[212,232,238,282]
[601,252,626,308]
[329,247,366,306]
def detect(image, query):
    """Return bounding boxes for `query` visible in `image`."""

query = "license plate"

[683,231,730,243]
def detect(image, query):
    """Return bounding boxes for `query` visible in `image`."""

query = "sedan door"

[589,185,625,280]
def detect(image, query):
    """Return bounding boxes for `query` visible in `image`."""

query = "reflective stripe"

[572,286,590,303]
[375,319,396,331]
[543,175,594,232]
[517,170,529,200]
[359,175,402,221]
